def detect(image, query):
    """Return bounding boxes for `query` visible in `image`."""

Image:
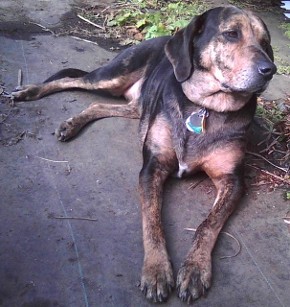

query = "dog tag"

[185,108,209,134]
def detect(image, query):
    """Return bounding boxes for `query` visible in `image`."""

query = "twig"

[18,69,22,87]
[246,151,289,173]
[29,22,55,35]
[188,177,207,190]
[71,36,99,46]
[50,216,98,221]
[185,228,241,259]
[101,5,113,14]
[260,135,281,154]
[77,14,105,30]
[283,210,290,224]
[0,110,12,124]
[33,155,69,163]
[246,164,290,185]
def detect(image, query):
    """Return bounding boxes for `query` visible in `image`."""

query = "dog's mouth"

[220,83,233,93]
[220,62,276,95]
[220,77,272,95]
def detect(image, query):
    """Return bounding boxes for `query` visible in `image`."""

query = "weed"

[277,65,290,75]
[274,53,290,75]
[256,99,285,125]
[103,0,208,42]
[280,23,290,40]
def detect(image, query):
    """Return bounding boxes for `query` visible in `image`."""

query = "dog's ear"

[165,15,205,82]
[256,17,275,62]
[262,33,274,62]
[265,42,274,62]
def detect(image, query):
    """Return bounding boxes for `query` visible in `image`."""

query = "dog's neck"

[181,70,252,112]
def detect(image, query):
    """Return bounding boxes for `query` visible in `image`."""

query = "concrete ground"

[0,1,290,307]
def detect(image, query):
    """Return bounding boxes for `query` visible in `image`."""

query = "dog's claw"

[177,261,211,303]
[11,84,41,101]
[55,118,82,141]
[140,260,174,303]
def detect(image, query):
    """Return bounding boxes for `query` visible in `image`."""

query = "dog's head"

[165,6,276,110]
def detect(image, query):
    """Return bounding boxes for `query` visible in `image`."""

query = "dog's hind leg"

[11,68,89,101]
[11,64,145,102]
[11,42,153,102]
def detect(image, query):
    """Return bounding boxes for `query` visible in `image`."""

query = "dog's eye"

[223,30,240,41]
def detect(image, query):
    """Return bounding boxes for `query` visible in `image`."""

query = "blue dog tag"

[185,108,209,134]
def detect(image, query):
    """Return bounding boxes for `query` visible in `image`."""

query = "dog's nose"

[258,60,277,78]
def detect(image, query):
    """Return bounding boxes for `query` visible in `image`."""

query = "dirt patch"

[54,9,125,51]
[0,21,51,40]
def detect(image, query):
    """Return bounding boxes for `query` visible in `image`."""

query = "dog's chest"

[174,106,245,178]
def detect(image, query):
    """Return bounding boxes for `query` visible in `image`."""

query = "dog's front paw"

[55,118,82,142]
[177,257,212,303]
[140,258,174,303]
[11,85,41,101]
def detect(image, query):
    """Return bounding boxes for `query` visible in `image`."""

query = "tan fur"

[202,144,245,178]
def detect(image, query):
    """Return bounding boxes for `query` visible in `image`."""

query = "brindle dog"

[12,6,276,304]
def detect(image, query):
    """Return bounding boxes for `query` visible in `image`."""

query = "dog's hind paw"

[55,118,82,142]
[176,259,211,303]
[140,260,174,303]
[11,85,41,101]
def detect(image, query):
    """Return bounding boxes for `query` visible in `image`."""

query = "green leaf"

[106,19,118,27]
[136,18,147,28]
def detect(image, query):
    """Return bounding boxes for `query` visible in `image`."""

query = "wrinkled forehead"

[218,7,271,42]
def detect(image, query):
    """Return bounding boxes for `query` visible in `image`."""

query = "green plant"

[106,0,208,40]
[277,65,290,75]
[256,103,285,125]
[273,54,290,75]
[280,23,290,40]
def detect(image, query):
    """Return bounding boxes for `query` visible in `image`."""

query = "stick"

[29,22,55,35]
[71,36,99,46]
[184,228,241,259]
[77,14,105,30]
[246,151,289,173]
[18,69,22,87]
[260,136,281,154]
[246,164,290,185]
[50,216,98,222]
[33,155,69,163]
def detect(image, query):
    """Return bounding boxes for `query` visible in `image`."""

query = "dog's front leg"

[138,149,176,303]
[177,173,244,303]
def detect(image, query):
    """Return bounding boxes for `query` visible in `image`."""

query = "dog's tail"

[44,68,88,83]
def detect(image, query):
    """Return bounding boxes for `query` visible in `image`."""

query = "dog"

[12,6,276,304]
